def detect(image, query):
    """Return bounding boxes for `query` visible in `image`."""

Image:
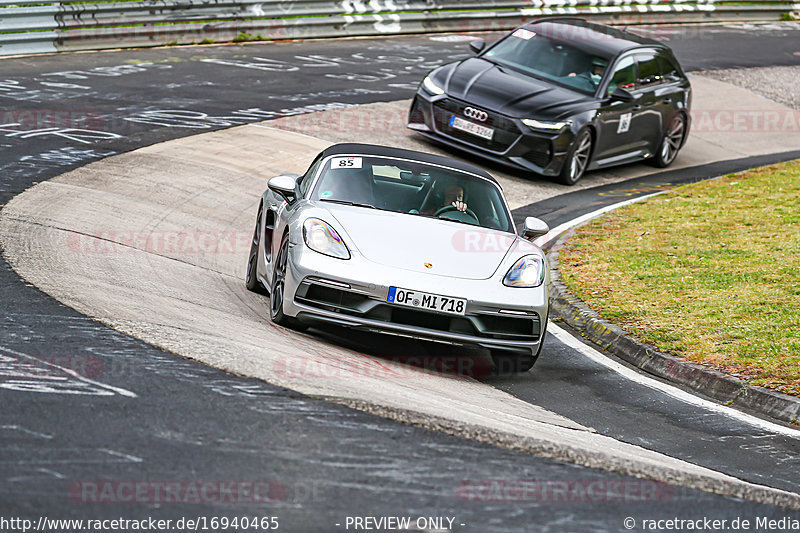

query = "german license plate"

[387,286,467,316]
[450,115,494,140]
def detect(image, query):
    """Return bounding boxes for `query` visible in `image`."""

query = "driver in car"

[565,57,607,91]
[443,184,468,213]
[420,183,469,216]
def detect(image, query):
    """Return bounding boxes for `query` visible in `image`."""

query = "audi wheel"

[652,114,685,168]
[557,129,592,185]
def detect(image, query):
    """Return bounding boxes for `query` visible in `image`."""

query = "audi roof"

[521,18,667,58]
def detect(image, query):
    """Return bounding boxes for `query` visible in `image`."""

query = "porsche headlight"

[522,118,571,133]
[303,219,350,259]
[421,75,445,96]
[503,255,545,288]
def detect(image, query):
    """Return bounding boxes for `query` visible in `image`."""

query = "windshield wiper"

[320,198,377,209]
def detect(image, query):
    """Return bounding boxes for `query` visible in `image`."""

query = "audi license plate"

[387,286,467,316]
[450,115,494,141]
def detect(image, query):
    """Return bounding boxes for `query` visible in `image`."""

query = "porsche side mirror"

[268,174,299,204]
[522,217,550,240]
[609,87,635,103]
[469,39,486,54]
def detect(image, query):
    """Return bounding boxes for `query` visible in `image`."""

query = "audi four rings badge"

[463,107,488,122]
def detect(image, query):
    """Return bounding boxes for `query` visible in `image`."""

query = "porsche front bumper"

[281,242,548,356]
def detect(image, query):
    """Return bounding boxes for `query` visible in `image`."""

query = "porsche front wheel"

[269,234,306,331]
[490,351,537,374]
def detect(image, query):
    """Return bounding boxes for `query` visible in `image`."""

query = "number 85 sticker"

[331,156,362,169]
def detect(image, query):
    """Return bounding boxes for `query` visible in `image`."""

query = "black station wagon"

[408,18,692,185]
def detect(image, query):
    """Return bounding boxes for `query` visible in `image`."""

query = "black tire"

[269,234,307,331]
[557,128,593,185]
[490,310,547,374]
[490,351,537,374]
[245,203,268,294]
[534,309,549,359]
[651,113,685,168]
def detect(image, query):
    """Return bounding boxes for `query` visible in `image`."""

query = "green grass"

[558,160,800,396]
[232,32,267,43]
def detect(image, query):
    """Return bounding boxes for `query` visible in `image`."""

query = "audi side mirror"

[268,174,299,204]
[469,39,486,54]
[521,217,550,240]
[609,87,635,103]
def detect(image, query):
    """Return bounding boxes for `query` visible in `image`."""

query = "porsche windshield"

[483,28,611,94]
[311,155,514,233]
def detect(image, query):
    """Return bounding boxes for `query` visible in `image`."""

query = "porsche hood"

[325,206,518,280]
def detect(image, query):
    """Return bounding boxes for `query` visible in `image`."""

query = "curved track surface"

[2,25,800,530]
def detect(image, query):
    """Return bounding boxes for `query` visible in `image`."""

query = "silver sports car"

[246,144,550,371]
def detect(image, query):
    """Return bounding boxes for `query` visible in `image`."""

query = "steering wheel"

[433,204,480,225]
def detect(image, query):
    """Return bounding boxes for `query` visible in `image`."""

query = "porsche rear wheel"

[245,203,268,294]
[269,234,306,331]
[557,128,592,185]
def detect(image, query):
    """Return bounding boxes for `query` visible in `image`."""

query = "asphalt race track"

[2,24,800,531]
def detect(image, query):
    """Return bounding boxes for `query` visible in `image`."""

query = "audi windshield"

[483,28,612,94]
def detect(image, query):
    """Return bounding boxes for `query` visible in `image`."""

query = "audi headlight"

[522,118,571,133]
[503,255,545,288]
[421,75,445,96]
[303,219,350,259]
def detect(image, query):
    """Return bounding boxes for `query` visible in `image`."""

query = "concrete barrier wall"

[1,0,797,56]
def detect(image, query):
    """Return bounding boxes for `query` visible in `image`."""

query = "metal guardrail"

[1,0,798,56]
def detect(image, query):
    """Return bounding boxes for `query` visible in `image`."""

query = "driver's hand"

[452,201,467,212]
